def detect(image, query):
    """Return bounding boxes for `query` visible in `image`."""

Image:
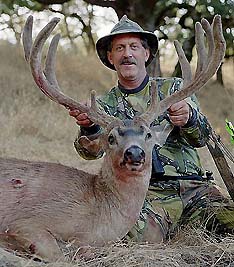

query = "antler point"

[53,33,61,41]
[201,18,209,27]
[28,15,33,20]
[52,17,60,23]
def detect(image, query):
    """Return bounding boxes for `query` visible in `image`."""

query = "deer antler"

[22,16,120,128]
[137,80,160,125]
[160,15,226,113]
[141,15,226,124]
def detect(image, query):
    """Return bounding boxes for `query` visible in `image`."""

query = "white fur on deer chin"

[126,162,144,172]
[120,160,145,172]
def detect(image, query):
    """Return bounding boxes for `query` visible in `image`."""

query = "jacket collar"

[118,75,149,95]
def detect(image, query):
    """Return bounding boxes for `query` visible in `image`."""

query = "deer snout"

[124,145,145,164]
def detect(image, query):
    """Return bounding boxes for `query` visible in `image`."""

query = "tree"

[1,0,233,81]
[0,1,41,44]
[47,0,96,52]
[33,0,70,4]
[0,0,97,51]
[0,0,43,44]
[81,0,234,82]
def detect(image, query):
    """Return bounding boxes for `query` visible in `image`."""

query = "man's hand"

[168,100,190,127]
[69,109,93,127]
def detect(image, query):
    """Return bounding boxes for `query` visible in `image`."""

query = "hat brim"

[96,30,158,71]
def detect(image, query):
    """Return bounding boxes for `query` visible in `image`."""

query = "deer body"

[0,121,155,260]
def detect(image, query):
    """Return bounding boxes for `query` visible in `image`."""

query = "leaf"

[225,119,234,144]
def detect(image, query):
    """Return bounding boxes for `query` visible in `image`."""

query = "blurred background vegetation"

[1,0,233,78]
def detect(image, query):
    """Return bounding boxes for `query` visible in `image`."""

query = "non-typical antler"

[22,15,121,128]
[140,15,226,123]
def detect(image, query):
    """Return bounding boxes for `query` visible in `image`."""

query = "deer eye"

[108,134,116,145]
[145,132,152,140]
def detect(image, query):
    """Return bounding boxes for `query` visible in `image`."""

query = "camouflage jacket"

[74,76,210,177]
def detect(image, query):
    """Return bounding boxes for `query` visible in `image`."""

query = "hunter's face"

[107,34,150,84]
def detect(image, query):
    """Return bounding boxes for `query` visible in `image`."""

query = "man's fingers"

[169,108,188,116]
[69,109,93,127]
[76,113,93,126]
[168,100,189,113]
[169,115,189,126]
[169,105,190,126]
[168,102,183,113]
[77,118,93,126]
[168,100,190,123]
[69,109,81,117]
[69,110,89,121]
[77,113,89,121]
[169,114,187,122]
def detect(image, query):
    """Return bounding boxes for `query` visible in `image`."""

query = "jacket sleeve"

[180,104,211,147]
[179,90,210,148]
[162,77,210,148]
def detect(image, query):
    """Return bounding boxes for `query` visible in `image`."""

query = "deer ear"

[152,123,173,147]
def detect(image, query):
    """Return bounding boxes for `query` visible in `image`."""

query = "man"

[70,15,233,240]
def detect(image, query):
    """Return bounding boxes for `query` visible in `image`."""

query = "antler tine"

[158,15,225,115]
[194,22,207,78]
[137,81,160,125]
[44,33,60,89]
[203,18,215,62]
[29,17,86,109]
[22,15,33,62]
[23,16,55,100]
[212,15,226,61]
[174,40,192,86]
[195,18,215,79]
[23,16,120,128]
[89,91,121,128]
[43,32,120,128]
[33,26,91,112]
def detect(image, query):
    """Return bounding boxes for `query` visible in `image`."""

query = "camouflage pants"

[127,178,234,242]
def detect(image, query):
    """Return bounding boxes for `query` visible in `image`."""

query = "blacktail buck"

[0,15,225,261]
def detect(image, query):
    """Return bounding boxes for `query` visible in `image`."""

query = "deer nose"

[124,145,145,163]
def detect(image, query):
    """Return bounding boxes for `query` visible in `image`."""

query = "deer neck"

[93,154,151,237]
[100,154,151,198]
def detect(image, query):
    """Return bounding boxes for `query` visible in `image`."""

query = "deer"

[0,15,225,262]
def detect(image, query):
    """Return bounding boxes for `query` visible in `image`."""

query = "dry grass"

[0,41,234,266]
[1,228,234,266]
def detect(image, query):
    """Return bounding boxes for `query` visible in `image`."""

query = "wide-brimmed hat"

[96,15,158,70]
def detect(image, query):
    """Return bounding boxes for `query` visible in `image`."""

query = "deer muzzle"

[122,145,146,171]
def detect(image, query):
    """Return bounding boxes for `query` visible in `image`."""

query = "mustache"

[120,58,137,65]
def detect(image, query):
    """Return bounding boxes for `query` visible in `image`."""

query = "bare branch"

[83,0,116,8]
[35,0,71,4]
